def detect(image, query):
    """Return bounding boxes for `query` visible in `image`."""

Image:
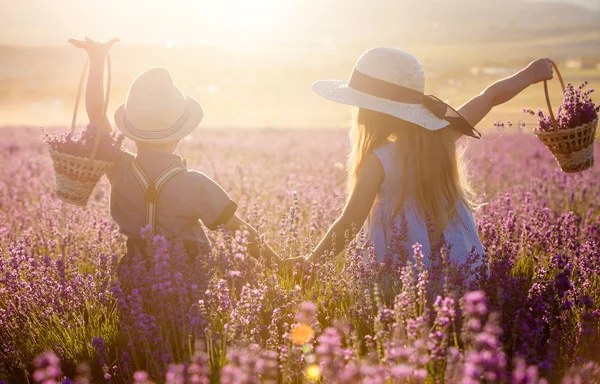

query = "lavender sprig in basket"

[43,124,124,206]
[524,61,599,173]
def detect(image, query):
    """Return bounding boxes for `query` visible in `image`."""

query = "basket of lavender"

[43,56,124,206]
[524,61,598,173]
[44,125,123,206]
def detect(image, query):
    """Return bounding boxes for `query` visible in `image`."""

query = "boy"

[68,37,293,269]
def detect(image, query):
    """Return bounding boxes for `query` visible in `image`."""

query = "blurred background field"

[0,0,599,130]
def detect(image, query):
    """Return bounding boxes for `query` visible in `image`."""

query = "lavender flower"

[524,82,599,132]
[3,126,600,383]
[43,124,124,162]
[32,351,61,384]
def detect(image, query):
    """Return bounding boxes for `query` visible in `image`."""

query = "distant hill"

[1,0,598,48]
[303,0,600,46]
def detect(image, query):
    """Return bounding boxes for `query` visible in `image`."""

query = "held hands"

[276,255,306,278]
[68,37,120,60]
[525,58,554,84]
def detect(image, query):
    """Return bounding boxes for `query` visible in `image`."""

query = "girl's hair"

[348,107,477,238]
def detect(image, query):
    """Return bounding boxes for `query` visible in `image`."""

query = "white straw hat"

[115,68,203,143]
[313,47,481,138]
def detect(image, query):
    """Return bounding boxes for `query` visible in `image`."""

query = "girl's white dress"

[363,141,485,266]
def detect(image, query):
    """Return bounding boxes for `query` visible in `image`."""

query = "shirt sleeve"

[193,172,237,230]
[105,151,134,184]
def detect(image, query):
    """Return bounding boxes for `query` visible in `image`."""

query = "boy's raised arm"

[68,37,120,133]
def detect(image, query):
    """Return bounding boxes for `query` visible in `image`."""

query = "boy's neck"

[135,141,179,154]
[138,148,176,154]
[135,150,186,168]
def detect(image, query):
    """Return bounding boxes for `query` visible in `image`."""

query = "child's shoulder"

[184,169,232,201]
[121,150,135,162]
[185,169,210,181]
[372,140,398,162]
[106,150,135,182]
[185,169,226,190]
[116,150,136,169]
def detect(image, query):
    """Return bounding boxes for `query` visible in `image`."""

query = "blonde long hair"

[348,107,477,238]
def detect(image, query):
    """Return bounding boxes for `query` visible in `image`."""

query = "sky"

[1,0,318,47]
[1,0,598,47]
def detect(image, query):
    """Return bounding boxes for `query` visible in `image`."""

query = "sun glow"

[187,0,291,46]
[0,0,297,48]
[220,0,284,27]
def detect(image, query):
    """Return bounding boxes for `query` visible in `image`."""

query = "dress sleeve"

[372,141,397,184]
[193,172,238,230]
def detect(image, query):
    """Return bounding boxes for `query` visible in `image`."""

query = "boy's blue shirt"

[106,150,237,249]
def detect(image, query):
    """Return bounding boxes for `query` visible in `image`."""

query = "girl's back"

[364,140,484,265]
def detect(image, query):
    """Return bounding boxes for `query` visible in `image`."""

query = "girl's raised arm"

[457,58,554,129]
[68,37,120,133]
[309,152,384,261]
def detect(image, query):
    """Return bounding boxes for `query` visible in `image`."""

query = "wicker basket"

[48,55,113,206]
[534,61,597,173]
[535,118,597,173]
[49,148,113,206]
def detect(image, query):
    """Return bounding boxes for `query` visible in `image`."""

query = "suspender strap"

[130,160,185,236]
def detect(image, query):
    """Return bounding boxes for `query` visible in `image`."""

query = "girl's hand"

[68,37,120,60]
[278,256,305,275]
[525,58,554,84]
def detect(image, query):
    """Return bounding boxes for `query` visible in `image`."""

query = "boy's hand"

[68,37,120,60]
[525,58,554,85]
[278,256,305,277]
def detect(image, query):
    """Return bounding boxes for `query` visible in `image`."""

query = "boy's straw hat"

[313,47,481,138]
[115,68,203,143]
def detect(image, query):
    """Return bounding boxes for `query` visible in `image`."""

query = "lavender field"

[1,126,600,383]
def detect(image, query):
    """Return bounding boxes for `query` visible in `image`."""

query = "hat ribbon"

[348,69,482,139]
[124,103,191,140]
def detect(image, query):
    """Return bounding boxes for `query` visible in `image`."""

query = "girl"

[309,47,553,275]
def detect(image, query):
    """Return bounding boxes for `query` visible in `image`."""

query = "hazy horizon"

[1,0,598,48]
[1,0,599,128]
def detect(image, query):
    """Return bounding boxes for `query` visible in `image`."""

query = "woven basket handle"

[543,60,566,124]
[70,54,112,159]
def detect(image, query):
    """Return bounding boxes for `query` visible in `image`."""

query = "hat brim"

[313,80,450,131]
[114,96,203,144]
